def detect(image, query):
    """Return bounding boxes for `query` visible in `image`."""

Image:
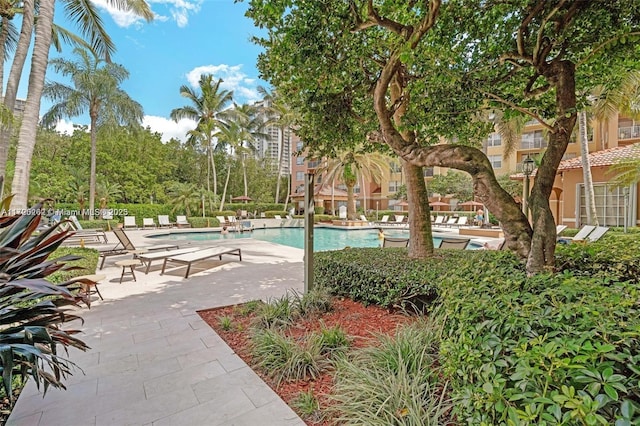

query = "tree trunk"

[88,113,98,220]
[210,139,217,203]
[346,183,356,219]
[219,164,231,211]
[579,110,598,226]
[390,71,433,258]
[404,160,434,257]
[10,0,55,209]
[0,17,8,93]
[0,0,35,180]
[526,61,577,273]
[274,126,286,203]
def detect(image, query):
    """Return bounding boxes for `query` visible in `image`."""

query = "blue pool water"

[148,227,481,251]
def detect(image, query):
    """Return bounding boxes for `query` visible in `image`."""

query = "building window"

[423,167,434,177]
[307,160,321,168]
[388,181,400,192]
[488,155,502,169]
[353,185,360,194]
[389,162,402,173]
[578,183,637,228]
[521,130,547,149]
[296,157,304,165]
[296,141,304,151]
[487,133,502,147]
[296,171,304,181]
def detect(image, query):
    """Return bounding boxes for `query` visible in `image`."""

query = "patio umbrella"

[429,201,450,211]
[458,200,484,211]
[231,195,253,203]
[395,200,409,211]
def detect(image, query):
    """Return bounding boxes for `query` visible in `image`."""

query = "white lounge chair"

[586,226,609,242]
[158,215,173,228]
[123,216,137,230]
[142,218,156,229]
[434,216,445,225]
[558,225,596,243]
[375,215,389,225]
[161,246,242,278]
[176,215,191,228]
[556,225,567,235]
[452,216,468,227]
[444,217,458,227]
[67,215,108,243]
[137,247,201,274]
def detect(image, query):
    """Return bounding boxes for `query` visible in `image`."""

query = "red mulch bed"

[198,298,414,425]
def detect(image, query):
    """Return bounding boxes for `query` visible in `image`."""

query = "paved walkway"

[8,230,306,426]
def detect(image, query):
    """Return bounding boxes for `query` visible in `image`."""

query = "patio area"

[8,231,305,426]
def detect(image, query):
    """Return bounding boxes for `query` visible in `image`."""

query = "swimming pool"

[147,227,481,252]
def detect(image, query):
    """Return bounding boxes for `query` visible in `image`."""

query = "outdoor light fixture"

[523,155,535,176]
[522,155,535,217]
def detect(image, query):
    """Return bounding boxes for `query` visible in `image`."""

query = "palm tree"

[6,0,153,209]
[168,182,200,217]
[215,106,259,211]
[318,149,388,220]
[171,75,234,208]
[36,47,143,219]
[258,87,297,204]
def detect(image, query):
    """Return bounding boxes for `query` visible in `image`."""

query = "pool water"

[148,227,479,252]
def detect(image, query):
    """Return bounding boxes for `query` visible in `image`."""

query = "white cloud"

[54,119,80,135]
[185,64,261,104]
[143,115,196,142]
[92,0,202,28]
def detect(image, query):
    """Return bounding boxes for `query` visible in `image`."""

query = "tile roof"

[511,143,640,179]
[557,143,640,171]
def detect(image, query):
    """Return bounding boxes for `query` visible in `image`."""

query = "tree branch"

[533,0,565,66]
[518,1,545,57]
[482,91,555,132]
[524,73,550,98]
[577,31,640,68]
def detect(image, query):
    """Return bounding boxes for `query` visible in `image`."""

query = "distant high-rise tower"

[253,98,291,176]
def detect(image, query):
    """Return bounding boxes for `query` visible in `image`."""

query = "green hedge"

[555,231,640,282]
[186,217,221,228]
[48,247,100,284]
[315,241,640,423]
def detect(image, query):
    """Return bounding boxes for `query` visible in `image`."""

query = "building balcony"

[618,125,640,140]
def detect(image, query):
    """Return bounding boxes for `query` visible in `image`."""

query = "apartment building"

[252,99,291,176]
[289,113,640,225]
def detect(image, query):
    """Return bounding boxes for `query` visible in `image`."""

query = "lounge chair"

[433,216,445,225]
[375,215,389,225]
[142,218,156,229]
[123,216,137,230]
[558,225,596,243]
[444,217,458,227]
[161,246,242,278]
[67,215,108,243]
[382,237,409,248]
[438,238,470,249]
[98,228,179,269]
[394,215,406,225]
[452,216,468,227]
[136,247,202,274]
[556,225,568,235]
[359,215,371,224]
[586,226,609,242]
[216,216,227,226]
[158,215,173,228]
[176,215,191,228]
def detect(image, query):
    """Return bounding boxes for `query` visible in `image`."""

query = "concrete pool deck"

[8,231,306,426]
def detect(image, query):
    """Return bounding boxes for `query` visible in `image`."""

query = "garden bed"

[198,297,415,424]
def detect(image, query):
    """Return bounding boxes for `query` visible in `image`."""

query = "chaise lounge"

[137,247,201,274]
[161,246,242,278]
[98,228,179,269]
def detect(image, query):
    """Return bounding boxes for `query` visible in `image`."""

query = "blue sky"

[35,0,266,141]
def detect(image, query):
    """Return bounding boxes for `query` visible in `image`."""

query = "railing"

[618,125,640,140]
[520,139,547,149]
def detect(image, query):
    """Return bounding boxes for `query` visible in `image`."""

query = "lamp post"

[376,201,379,221]
[522,155,535,218]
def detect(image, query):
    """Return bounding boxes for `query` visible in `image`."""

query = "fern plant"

[0,199,89,401]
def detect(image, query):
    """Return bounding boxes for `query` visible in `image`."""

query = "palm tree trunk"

[10,0,55,209]
[210,138,218,205]
[243,155,248,197]
[0,17,8,92]
[346,183,356,220]
[88,114,98,220]
[219,164,231,211]
[274,126,286,203]
[0,0,35,181]
[579,111,598,226]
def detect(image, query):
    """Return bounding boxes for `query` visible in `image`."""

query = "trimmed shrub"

[263,210,288,218]
[315,248,522,311]
[555,231,640,282]
[48,247,100,284]
[185,217,220,228]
